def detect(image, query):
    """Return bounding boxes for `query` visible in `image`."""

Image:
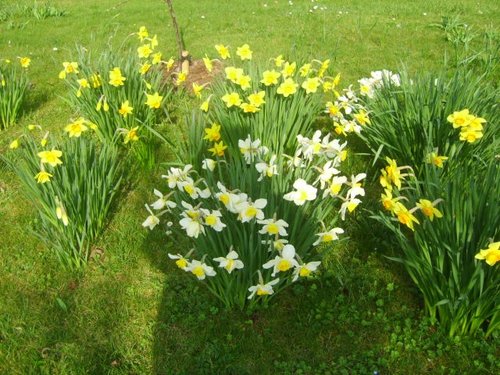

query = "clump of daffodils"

[358,70,401,98]
[447,109,486,144]
[0,57,31,130]
[144,43,368,308]
[378,157,443,232]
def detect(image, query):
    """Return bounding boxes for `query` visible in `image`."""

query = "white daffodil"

[179,201,204,238]
[151,189,177,210]
[186,259,216,280]
[179,177,200,199]
[213,250,244,273]
[201,209,226,231]
[239,135,265,164]
[296,130,322,160]
[168,252,191,270]
[292,261,321,281]
[284,179,317,206]
[238,198,267,223]
[339,198,361,220]
[263,244,299,276]
[313,227,344,246]
[55,197,69,226]
[345,173,366,200]
[142,204,160,230]
[342,119,362,134]
[161,164,192,189]
[215,182,247,214]
[201,158,216,171]
[314,160,340,189]
[248,271,280,299]
[258,218,289,236]
[255,154,278,181]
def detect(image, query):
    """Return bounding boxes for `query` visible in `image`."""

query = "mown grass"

[0,0,499,374]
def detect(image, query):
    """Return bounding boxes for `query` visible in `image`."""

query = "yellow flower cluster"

[379,157,443,231]
[447,109,486,143]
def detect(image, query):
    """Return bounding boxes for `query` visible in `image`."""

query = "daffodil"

[166,58,175,71]
[208,141,227,157]
[9,139,19,149]
[284,179,317,206]
[248,274,280,299]
[200,96,211,112]
[299,63,312,77]
[380,189,398,213]
[260,70,281,86]
[416,199,443,221]
[339,198,362,220]
[238,135,265,164]
[146,92,163,109]
[459,128,483,143]
[354,110,370,126]
[142,204,160,230]
[119,100,134,117]
[301,77,320,94]
[236,74,251,90]
[64,118,88,137]
[425,152,448,168]
[204,123,221,142]
[109,67,126,87]
[276,78,298,97]
[34,171,52,184]
[255,155,278,181]
[137,26,148,41]
[168,253,190,270]
[137,44,153,58]
[236,44,252,60]
[221,92,242,108]
[447,109,473,128]
[237,199,267,223]
[202,209,226,231]
[58,61,79,79]
[180,203,204,238]
[240,102,260,113]
[318,59,330,77]
[192,83,204,98]
[19,57,31,68]
[152,52,162,65]
[90,73,101,88]
[313,227,344,246]
[38,149,63,167]
[292,261,321,281]
[203,55,213,72]
[323,176,348,198]
[201,158,216,171]
[123,127,139,144]
[281,61,296,78]
[258,218,289,237]
[175,72,186,86]
[225,66,243,83]
[139,62,151,75]
[393,202,419,231]
[150,189,176,211]
[186,260,216,280]
[215,44,230,59]
[274,54,284,67]
[263,244,299,276]
[213,250,244,273]
[55,198,69,226]
[248,91,265,107]
[475,242,500,266]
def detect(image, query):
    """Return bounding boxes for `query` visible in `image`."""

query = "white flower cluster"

[324,86,369,135]
[358,69,401,99]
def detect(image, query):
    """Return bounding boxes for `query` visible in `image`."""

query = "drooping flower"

[142,204,160,230]
[201,158,217,171]
[150,189,177,210]
[339,198,362,220]
[213,250,244,273]
[284,179,317,206]
[55,198,69,226]
[263,244,299,276]
[239,135,265,164]
[168,253,190,270]
[34,171,53,184]
[475,242,500,266]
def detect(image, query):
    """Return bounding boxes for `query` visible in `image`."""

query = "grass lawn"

[0,0,499,374]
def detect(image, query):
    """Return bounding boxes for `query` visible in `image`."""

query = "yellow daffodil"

[90,73,101,88]
[149,35,158,49]
[152,52,162,65]
[318,59,330,77]
[109,67,126,87]
[237,74,252,90]
[9,139,20,149]
[276,78,298,97]
[64,118,88,137]
[19,57,31,68]
[236,44,252,60]
[146,92,163,109]
[200,97,210,112]
[123,127,139,144]
[416,199,443,221]
[137,26,148,41]
[208,141,227,157]
[38,149,63,167]
[175,72,187,86]
[274,54,284,67]
[215,44,230,59]
[58,61,79,79]
[202,55,213,72]
[34,171,52,184]
[204,123,221,142]
[260,70,281,86]
[281,61,296,78]
[139,62,151,75]
[354,110,371,126]
[119,100,134,117]
[426,152,448,168]
[137,44,152,59]
[166,58,175,71]
[192,83,204,98]
[248,91,265,107]
[393,202,419,231]
[299,63,312,77]
[225,66,243,83]
[222,92,242,108]
[459,128,483,143]
[301,77,320,94]
[240,102,260,113]
[380,189,397,213]
[447,109,473,128]
[475,242,500,266]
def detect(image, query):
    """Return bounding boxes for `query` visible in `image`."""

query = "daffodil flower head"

[201,209,226,231]
[292,261,321,281]
[393,202,419,231]
[146,92,163,109]
[260,70,281,86]
[263,244,299,276]
[284,178,317,206]
[203,123,221,142]
[109,67,126,87]
[313,227,344,246]
[34,170,52,184]
[64,118,88,138]
[215,44,230,60]
[247,271,279,299]
[55,197,69,226]
[475,242,500,266]
[142,204,160,230]
[168,253,191,270]
[416,199,443,221]
[213,249,244,273]
[38,149,63,167]
[277,78,298,97]
[186,259,217,280]
[236,44,252,60]
[258,218,289,237]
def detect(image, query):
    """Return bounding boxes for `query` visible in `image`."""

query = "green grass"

[0,0,499,374]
